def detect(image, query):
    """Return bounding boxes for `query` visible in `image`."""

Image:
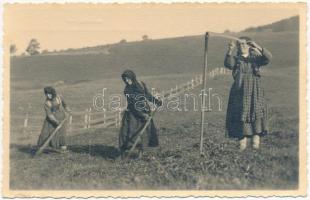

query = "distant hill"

[11,15,299,91]
[38,15,299,56]
[12,31,298,91]
[242,16,299,33]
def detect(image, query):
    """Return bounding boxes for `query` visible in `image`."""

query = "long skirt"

[37,111,67,148]
[119,110,159,153]
[226,74,268,139]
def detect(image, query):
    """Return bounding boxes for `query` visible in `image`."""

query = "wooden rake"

[35,117,69,156]
[125,106,160,158]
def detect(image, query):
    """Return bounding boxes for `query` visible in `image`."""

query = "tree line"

[10,34,152,57]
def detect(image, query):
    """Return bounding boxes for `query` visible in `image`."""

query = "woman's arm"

[125,90,148,122]
[258,48,272,66]
[44,102,59,126]
[248,41,272,66]
[224,54,235,70]
[141,82,162,107]
[59,95,71,112]
[224,41,235,70]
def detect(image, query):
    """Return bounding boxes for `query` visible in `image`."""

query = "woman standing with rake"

[119,70,162,158]
[224,37,272,151]
[37,86,71,153]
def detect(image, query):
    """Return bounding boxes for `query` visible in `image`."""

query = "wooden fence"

[12,67,230,135]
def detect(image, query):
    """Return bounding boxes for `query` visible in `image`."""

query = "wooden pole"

[88,139,92,159]
[103,109,106,125]
[88,107,92,128]
[23,114,28,128]
[23,114,29,134]
[200,32,209,156]
[35,117,68,156]
[84,109,88,129]
[191,79,195,89]
[69,115,73,133]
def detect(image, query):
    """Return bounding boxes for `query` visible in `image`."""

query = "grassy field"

[9,31,299,190]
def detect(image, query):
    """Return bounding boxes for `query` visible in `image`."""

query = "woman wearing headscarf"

[119,70,162,157]
[224,37,272,151]
[37,86,71,152]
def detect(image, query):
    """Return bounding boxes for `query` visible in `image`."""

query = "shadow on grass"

[10,144,37,156]
[11,143,120,159]
[69,144,120,159]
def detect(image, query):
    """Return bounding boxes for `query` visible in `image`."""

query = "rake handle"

[126,107,159,157]
[35,117,68,156]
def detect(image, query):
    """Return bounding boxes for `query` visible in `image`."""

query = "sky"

[4,3,301,53]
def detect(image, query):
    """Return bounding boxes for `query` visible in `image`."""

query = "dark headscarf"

[122,70,145,92]
[122,70,138,84]
[44,86,57,99]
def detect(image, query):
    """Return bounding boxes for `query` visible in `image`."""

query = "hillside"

[37,15,299,56]
[242,16,299,32]
[11,31,298,91]
[11,15,300,91]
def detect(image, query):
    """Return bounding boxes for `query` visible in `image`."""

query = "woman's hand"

[54,120,60,127]
[143,113,151,121]
[227,41,235,55]
[247,41,263,52]
[250,47,263,57]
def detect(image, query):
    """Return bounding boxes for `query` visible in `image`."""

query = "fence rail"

[12,67,230,134]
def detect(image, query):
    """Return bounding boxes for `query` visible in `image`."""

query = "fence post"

[195,75,199,85]
[69,115,73,133]
[84,109,88,129]
[103,108,106,125]
[88,107,92,129]
[191,79,195,89]
[188,81,191,90]
[182,83,186,92]
[23,114,28,134]
[175,85,178,94]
